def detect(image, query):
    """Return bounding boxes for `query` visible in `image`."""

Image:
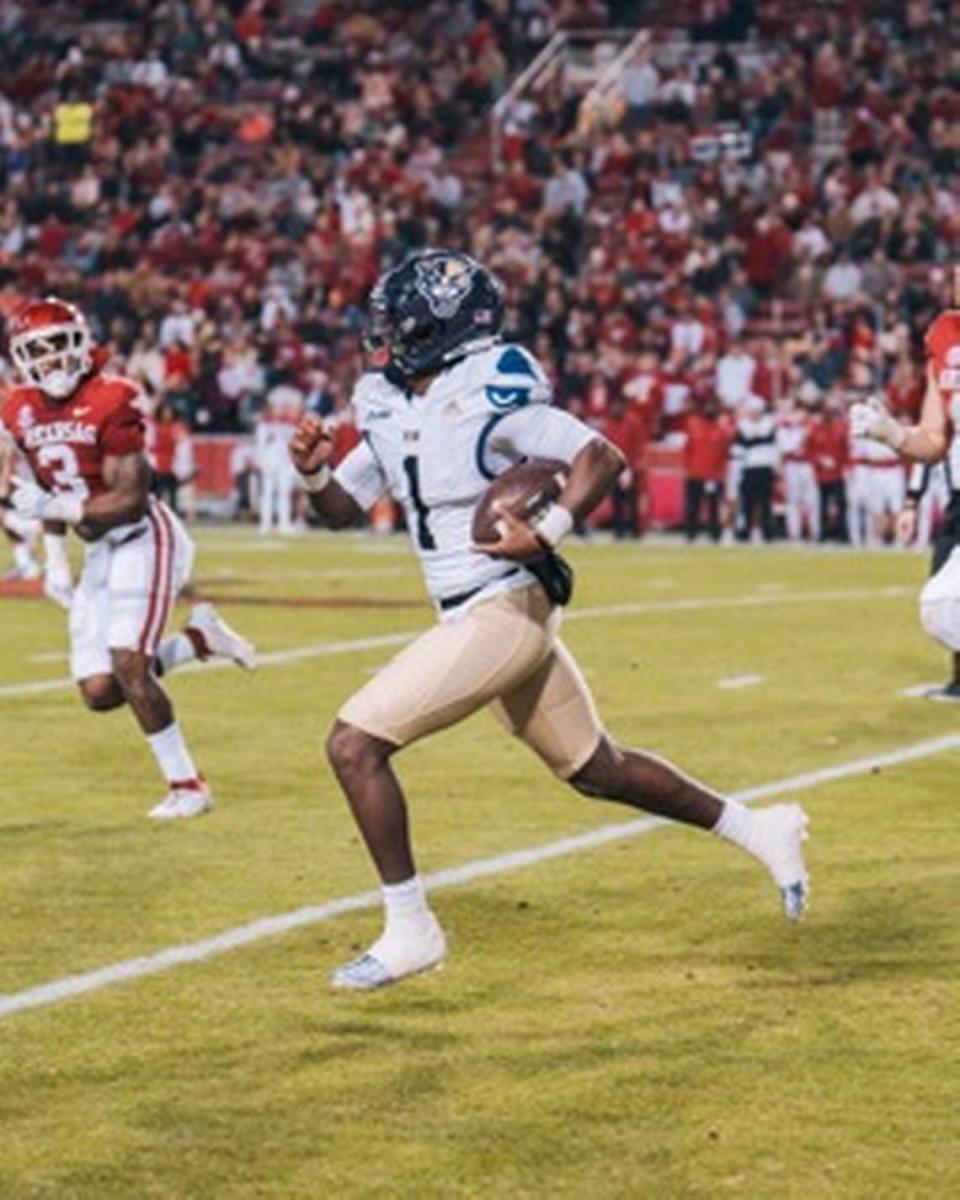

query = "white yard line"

[567,584,913,623]
[0,586,915,701]
[1,731,958,1021]
[717,674,766,690]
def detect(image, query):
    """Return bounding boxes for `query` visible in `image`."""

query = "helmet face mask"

[9,298,93,401]
[365,250,503,383]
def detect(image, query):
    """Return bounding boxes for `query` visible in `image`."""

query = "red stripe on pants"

[139,506,171,654]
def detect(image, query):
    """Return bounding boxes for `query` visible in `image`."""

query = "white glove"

[849,397,905,450]
[10,478,84,524]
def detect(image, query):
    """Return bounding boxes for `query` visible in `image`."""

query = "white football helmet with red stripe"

[7,296,92,400]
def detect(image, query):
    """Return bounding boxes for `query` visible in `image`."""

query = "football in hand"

[472,458,569,545]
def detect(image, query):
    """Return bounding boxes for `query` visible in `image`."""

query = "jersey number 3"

[402,455,436,551]
[36,444,90,499]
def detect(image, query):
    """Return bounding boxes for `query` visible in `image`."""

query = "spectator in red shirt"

[600,394,647,538]
[147,399,189,516]
[807,395,849,542]
[683,397,734,541]
[744,212,793,295]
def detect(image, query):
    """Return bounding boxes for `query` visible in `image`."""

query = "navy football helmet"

[364,250,504,383]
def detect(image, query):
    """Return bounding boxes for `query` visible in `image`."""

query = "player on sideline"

[0,297,255,818]
[851,270,960,696]
[289,250,810,991]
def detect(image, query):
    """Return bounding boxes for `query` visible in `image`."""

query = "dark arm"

[289,413,365,529]
[304,477,365,530]
[80,451,151,530]
[555,435,626,524]
[474,434,626,561]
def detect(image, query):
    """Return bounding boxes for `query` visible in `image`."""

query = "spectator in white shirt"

[543,158,589,218]
[822,252,863,301]
[794,217,830,261]
[716,337,757,407]
[670,307,707,363]
[158,299,197,348]
[849,170,901,226]
[621,54,659,112]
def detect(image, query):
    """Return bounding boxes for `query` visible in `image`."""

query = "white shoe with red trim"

[186,603,256,669]
[148,781,214,821]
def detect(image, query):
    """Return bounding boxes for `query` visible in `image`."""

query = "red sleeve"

[925,312,960,367]
[99,400,146,457]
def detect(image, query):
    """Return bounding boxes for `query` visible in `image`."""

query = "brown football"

[472,458,570,545]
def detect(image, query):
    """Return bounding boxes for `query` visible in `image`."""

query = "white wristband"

[298,463,332,494]
[535,503,574,549]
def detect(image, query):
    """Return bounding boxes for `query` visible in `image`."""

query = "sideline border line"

[0,585,914,700]
[2,731,958,1021]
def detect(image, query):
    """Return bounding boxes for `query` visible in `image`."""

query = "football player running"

[851,268,960,695]
[291,250,810,991]
[0,297,255,818]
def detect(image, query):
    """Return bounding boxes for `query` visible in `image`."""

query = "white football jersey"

[334,343,598,612]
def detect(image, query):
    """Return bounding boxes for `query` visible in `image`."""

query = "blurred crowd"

[0,0,956,537]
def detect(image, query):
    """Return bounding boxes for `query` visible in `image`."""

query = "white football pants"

[259,465,296,535]
[782,462,820,541]
[847,467,905,548]
[919,547,960,651]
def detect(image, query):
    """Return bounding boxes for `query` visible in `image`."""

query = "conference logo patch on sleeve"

[485,384,530,410]
[495,347,537,378]
[483,346,541,409]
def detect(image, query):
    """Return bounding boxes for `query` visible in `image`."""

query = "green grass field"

[1,531,958,1199]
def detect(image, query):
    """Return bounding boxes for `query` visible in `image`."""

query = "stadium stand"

[0,0,955,529]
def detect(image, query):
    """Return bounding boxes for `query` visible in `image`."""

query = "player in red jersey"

[851,268,960,697]
[0,297,256,816]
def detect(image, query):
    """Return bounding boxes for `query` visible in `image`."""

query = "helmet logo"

[413,255,476,320]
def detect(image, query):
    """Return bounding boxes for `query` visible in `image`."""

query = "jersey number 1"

[402,455,436,551]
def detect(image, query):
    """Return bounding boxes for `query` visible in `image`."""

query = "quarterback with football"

[0,297,255,818]
[851,269,960,695]
[290,250,810,991]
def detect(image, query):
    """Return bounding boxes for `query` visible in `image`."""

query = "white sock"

[156,633,198,676]
[381,875,433,939]
[712,799,754,847]
[43,532,69,574]
[146,722,200,788]
[13,542,35,571]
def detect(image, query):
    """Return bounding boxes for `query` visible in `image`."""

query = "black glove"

[527,551,574,607]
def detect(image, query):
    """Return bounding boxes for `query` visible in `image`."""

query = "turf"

[1,532,958,1199]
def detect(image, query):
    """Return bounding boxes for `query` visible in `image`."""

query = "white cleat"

[148,782,214,821]
[331,915,448,991]
[752,803,810,921]
[186,602,256,669]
